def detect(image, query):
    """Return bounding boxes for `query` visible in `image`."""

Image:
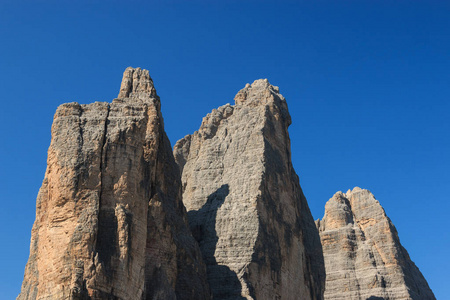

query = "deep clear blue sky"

[1,1,448,299]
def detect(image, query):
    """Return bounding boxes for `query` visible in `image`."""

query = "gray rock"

[316,187,435,300]
[18,67,210,300]
[174,79,325,300]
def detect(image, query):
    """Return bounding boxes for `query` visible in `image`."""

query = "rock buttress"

[174,79,325,300]
[18,67,210,300]
[316,187,435,300]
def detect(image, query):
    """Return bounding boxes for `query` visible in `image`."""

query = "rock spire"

[18,67,210,300]
[19,67,435,300]
[316,187,435,300]
[174,79,325,300]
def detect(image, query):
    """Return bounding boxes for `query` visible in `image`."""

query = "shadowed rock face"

[174,79,326,300]
[18,67,210,300]
[316,187,435,300]
[20,67,436,300]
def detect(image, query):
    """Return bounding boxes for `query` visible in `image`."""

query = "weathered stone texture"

[316,187,435,300]
[18,67,210,300]
[174,79,325,300]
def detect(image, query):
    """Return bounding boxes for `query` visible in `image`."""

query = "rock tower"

[174,79,325,300]
[18,68,210,300]
[19,67,435,300]
[316,187,435,300]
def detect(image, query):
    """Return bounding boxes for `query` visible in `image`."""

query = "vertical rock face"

[173,80,325,300]
[316,187,435,300]
[18,67,210,300]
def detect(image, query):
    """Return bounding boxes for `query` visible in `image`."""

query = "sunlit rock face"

[316,187,436,300]
[20,66,435,300]
[174,79,325,300]
[18,67,210,300]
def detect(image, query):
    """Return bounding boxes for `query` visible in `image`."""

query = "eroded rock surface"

[174,79,325,300]
[316,187,435,300]
[18,67,210,300]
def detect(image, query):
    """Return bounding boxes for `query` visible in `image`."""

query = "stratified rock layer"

[316,187,435,300]
[18,67,210,300]
[174,79,325,300]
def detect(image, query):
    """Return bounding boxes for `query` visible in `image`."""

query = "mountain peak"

[118,67,157,99]
[234,79,291,127]
[318,188,436,299]
[234,78,281,105]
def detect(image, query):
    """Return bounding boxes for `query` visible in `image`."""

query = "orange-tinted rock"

[18,68,210,300]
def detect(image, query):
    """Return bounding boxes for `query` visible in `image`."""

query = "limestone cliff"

[18,67,210,300]
[316,187,435,300]
[174,79,326,300]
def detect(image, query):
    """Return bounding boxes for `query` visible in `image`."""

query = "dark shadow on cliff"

[188,184,245,300]
[367,297,385,300]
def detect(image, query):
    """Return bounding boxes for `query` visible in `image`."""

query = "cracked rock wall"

[316,187,435,300]
[18,67,210,300]
[174,79,325,300]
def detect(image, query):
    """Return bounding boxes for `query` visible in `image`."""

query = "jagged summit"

[118,67,157,99]
[19,67,435,300]
[174,80,325,299]
[176,79,292,145]
[234,79,281,105]
[18,67,210,300]
[317,187,435,300]
[234,79,291,126]
[345,186,363,195]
